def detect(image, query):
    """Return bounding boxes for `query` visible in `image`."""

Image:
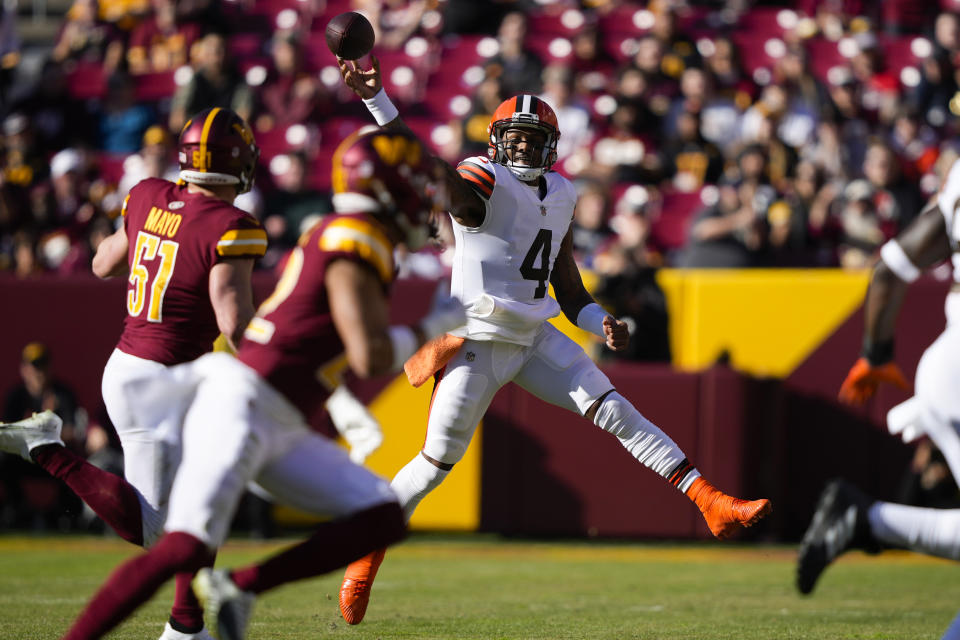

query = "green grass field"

[0,533,957,639]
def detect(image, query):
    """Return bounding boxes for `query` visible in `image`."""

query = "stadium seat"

[805,37,847,84]
[66,61,107,101]
[527,8,589,37]
[597,3,650,37]
[96,152,128,185]
[651,186,709,250]
[133,70,178,103]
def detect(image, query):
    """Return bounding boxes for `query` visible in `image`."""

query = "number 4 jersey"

[116,177,267,365]
[451,156,577,346]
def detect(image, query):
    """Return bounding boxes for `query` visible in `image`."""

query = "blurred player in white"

[335,54,773,625]
[0,107,266,640]
[798,157,960,639]
[58,128,467,640]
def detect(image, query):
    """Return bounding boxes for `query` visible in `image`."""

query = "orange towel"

[404,334,465,387]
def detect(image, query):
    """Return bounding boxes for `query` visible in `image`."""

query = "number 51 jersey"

[451,156,577,346]
[116,177,267,365]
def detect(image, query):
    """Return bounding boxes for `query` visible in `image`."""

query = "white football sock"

[593,392,700,492]
[869,501,960,560]
[390,452,449,521]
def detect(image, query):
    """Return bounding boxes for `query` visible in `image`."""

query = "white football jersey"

[449,156,578,345]
[936,157,960,284]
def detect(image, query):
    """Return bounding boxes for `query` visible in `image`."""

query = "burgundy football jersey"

[116,178,267,365]
[238,213,395,419]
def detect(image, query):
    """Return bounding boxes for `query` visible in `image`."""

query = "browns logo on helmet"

[330,126,438,250]
[487,95,560,182]
[178,107,259,194]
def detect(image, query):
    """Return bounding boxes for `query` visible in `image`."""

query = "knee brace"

[592,392,685,478]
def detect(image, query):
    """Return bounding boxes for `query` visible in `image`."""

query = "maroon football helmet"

[178,107,259,194]
[330,126,438,250]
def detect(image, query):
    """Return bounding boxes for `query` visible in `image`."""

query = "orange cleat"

[338,548,386,625]
[686,477,772,539]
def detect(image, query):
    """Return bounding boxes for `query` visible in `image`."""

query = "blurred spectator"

[52,0,124,75]
[117,124,179,197]
[632,34,679,118]
[8,60,95,151]
[666,67,741,153]
[592,185,671,363]
[888,109,940,183]
[263,151,331,251]
[1,114,47,232]
[862,139,924,230]
[661,109,723,192]
[9,230,42,277]
[788,159,842,266]
[825,70,872,176]
[539,64,591,162]
[3,343,81,447]
[460,73,504,156]
[97,72,156,153]
[168,31,254,132]
[895,439,960,509]
[0,4,20,108]
[771,45,830,147]
[357,0,429,51]
[680,178,763,268]
[703,35,755,108]
[125,0,202,74]
[253,31,330,132]
[836,178,887,269]
[484,11,544,98]
[570,179,614,266]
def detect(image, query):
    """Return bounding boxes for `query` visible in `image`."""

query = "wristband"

[880,240,921,283]
[362,88,399,126]
[388,325,418,371]
[862,337,894,366]
[576,303,607,338]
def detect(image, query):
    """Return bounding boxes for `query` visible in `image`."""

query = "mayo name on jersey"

[937,158,960,284]
[452,156,577,345]
[116,178,266,365]
[238,213,395,421]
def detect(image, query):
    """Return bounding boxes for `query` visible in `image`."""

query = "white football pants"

[870,297,960,561]
[163,353,396,549]
[101,348,196,547]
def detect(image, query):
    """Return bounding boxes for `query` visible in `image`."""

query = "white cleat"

[0,410,63,461]
[193,568,255,640]
[157,622,215,640]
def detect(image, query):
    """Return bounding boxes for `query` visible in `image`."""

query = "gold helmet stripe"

[198,107,222,172]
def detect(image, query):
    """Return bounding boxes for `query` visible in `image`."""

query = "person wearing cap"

[118,124,179,197]
[3,342,80,445]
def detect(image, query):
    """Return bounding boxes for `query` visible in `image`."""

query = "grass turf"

[0,533,957,639]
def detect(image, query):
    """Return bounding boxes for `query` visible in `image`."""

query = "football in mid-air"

[325,11,375,60]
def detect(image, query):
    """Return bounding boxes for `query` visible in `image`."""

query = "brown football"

[325,11,375,60]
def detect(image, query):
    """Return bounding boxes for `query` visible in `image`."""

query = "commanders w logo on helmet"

[178,107,260,194]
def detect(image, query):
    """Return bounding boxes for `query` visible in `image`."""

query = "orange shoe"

[339,548,386,625]
[687,477,772,539]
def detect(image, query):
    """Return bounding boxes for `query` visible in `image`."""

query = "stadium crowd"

[2,0,959,282]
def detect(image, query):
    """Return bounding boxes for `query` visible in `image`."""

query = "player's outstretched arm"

[840,201,951,405]
[551,228,629,352]
[209,257,257,352]
[92,223,129,278]
[327,259,466,377]
[338,55,485,228]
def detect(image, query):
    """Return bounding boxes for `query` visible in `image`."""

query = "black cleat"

[797,479,880,595]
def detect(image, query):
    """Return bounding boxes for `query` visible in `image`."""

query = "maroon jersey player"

[0,108,266,640]
[59,128,466,640]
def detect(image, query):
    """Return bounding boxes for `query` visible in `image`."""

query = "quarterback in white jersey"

[335,54,772,626]
[799,158,960,638]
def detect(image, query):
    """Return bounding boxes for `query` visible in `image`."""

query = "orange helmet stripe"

[198,107,221,173]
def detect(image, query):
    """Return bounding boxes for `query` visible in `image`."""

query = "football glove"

[838,357,909,406]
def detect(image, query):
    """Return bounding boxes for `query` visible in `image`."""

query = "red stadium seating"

[133,70,178,103]
[66,61,107,100]
[651,186,710,250]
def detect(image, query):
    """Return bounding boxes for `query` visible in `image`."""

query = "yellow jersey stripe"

[319,225,393,282]
[120,194,131,217]
[199,108,221,172]
[219,228,267,242]
[217,240,267,257]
